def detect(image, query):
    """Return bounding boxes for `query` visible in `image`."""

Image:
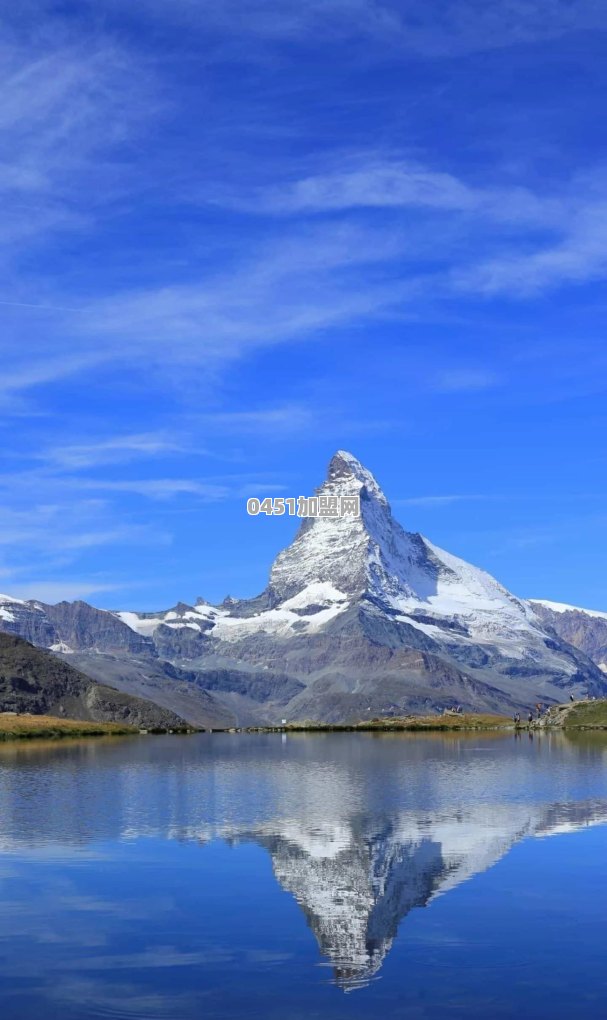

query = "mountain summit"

[0,451,605,723]
[270,450,538,643]
[270,449,425,602]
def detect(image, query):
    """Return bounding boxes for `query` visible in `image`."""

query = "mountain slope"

[0,633,188,730]
[0,595,234,727]
[529,600,607,673]
[62,651,238,729]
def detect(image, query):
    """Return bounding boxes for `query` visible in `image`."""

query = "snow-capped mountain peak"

[269,451,535,641]
[269,449,425,604]
[327,449,388,505]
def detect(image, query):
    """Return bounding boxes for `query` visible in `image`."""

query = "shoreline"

[218,701,607,734]
[0,714,187,742]
[240,712,513,733]
[4,699,607,742]
[0,714,139,741]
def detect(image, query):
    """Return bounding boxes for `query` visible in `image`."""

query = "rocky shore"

[527,699,607,731]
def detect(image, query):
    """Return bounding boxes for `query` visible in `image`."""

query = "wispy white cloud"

[0,34,604,413]
[0,501,170,554]
[0,492,173,604]
[453,203,607,296]
[66,222,416,371]
[0,467,229,505]
[206,155,607,304]
[195,405,315,433]
[0,30,156,255]
[89,0,607,57]
[41,433,185,470]
[76,479,230,501]
[0,19,164,417]
[0,225,411,409]
[0,453,270,600]
[0,352,113,402]
[221,158,555,224]
[0,526,157,553]
[488,527,566,554]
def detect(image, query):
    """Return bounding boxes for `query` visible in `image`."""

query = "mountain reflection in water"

[0,731,607,1009]
[215,797,607,990]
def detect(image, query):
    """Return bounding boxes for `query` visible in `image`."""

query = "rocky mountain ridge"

[529,600,607,673]
[0,633,188,730]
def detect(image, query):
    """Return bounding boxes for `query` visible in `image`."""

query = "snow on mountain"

[0,593,54,645]
[144,449,602,720]
[0,596,155,656]
[96,451,595,672]
[198,451,591,675]
[213,583,349,642]
[530,599,607,621]
[238,450,545,653]
[0,593,26,622]
[114,601,224,637]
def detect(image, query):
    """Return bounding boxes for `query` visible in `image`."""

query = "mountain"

[111,450,603,720]
[0,451,605,723]
[0,595,152,654]
[0,633,188,730]
[528,600,607,673]
[0,596,236,729]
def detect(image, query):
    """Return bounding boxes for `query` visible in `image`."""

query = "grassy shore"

[0,713,138,741]
[248,702,607,734]
[565,700,607,728]
[542,699,607,730]
[245,712,512,733]
[7,702,606,741]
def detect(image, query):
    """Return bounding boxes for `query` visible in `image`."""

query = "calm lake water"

[1,730,607,1018]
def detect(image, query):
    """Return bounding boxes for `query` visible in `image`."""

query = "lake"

[1,730,607,1018]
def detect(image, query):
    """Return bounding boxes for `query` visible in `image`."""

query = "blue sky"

[1,0,607,611]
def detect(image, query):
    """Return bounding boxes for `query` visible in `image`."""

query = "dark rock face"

[0,597,152,654]
[195,666,305,704]
[0,599,56,646]
[151,623,211,659]
[43,601,153,654]
[0,633,187,730]
[530,602,607,672]
[0,598,236,728]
